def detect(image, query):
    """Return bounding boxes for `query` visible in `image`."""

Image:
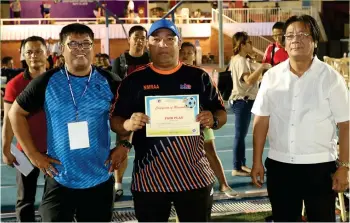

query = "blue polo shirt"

[16,66,121,189]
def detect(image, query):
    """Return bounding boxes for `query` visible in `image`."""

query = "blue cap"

[148,19,181,39]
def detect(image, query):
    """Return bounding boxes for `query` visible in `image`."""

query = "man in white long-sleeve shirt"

[251,15,349,222]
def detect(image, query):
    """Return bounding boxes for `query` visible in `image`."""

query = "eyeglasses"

[284,32,311,40]
[25,50,44,56]
[66,41,93,50]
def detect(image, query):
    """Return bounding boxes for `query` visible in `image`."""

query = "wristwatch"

[336,159,349,169]
[212,116,219,129]
[118,140,132,151]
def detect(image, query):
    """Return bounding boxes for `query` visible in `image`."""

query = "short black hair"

[180,42,196,53]
[272,22,284,30]
[59,23,94,43]
[100,53,110,59]
[2,56,13,65]
[283,15,320,55]
[23,36,47,49]
[128,25,147,37]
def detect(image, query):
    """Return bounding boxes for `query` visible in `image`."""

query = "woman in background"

[10,0,21,25]
[229,32,271,176]
[41,1,52,24]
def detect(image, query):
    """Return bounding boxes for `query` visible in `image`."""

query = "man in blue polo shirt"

[9,23,121,222]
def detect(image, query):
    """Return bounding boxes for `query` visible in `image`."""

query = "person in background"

[101,1,107,17]
[127,0,135,24]
[94,53,102,67]
[2,36,48,222]
[1,57,24,84]
[1,57,14,70]
[112,25,149,201]
[93,3,101,18]
[100,53,112,71]
[41,1,52,24]
[193,9,202,23]
[262,22,289,67]
[251,15,349,222]
[229,32,271,177]
[47,38,54,55]
[54,55,65,68]
[180,41,238,199]
[112,25,149,80]
[94,1,107,23]
[46,37,60,56]
[10,0,21,25]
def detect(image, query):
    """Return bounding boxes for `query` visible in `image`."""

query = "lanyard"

[63,66,92,121]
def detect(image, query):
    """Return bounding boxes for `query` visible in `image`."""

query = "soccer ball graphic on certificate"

[184,96,196,108]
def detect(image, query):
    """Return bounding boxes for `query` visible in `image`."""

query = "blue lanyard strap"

[62,66,93,121]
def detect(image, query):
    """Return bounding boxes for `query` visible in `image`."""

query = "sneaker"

[241,166,252,173]
[220,187,239,198]
[114,189,123,202]
[232,170,250,177]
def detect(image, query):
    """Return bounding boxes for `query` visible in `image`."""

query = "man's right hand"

[29,152,61,178]
[260,63,272,70]
[105,145,129,173]
[124,113,150,132]
[2,151,18,167]
[251,162,265,188]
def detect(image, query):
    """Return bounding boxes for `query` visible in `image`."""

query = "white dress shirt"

[252,57,349,164]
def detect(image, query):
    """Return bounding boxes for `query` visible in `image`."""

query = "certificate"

[145,95,200,137]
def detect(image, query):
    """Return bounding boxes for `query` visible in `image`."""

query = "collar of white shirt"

[281,56,323,76]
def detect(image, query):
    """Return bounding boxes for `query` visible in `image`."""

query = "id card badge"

[67,121,90,150]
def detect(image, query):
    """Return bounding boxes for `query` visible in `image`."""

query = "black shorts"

[14,11,21,18]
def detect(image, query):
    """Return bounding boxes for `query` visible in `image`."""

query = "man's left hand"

[332,166,349,192]
[196,111,213,128]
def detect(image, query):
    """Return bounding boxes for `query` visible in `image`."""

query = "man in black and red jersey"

[2,36,48,222]
[111,25,150,201]
[110,19,227,222]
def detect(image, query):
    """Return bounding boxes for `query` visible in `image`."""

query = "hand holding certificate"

[145,95,200,137]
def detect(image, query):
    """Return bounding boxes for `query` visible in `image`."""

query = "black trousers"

[265,158,337,222]
[39,176,114,222]
[132,184,213,222]
[16,167,40,222]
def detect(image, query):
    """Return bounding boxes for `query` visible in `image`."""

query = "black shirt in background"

[111,52,150,79]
